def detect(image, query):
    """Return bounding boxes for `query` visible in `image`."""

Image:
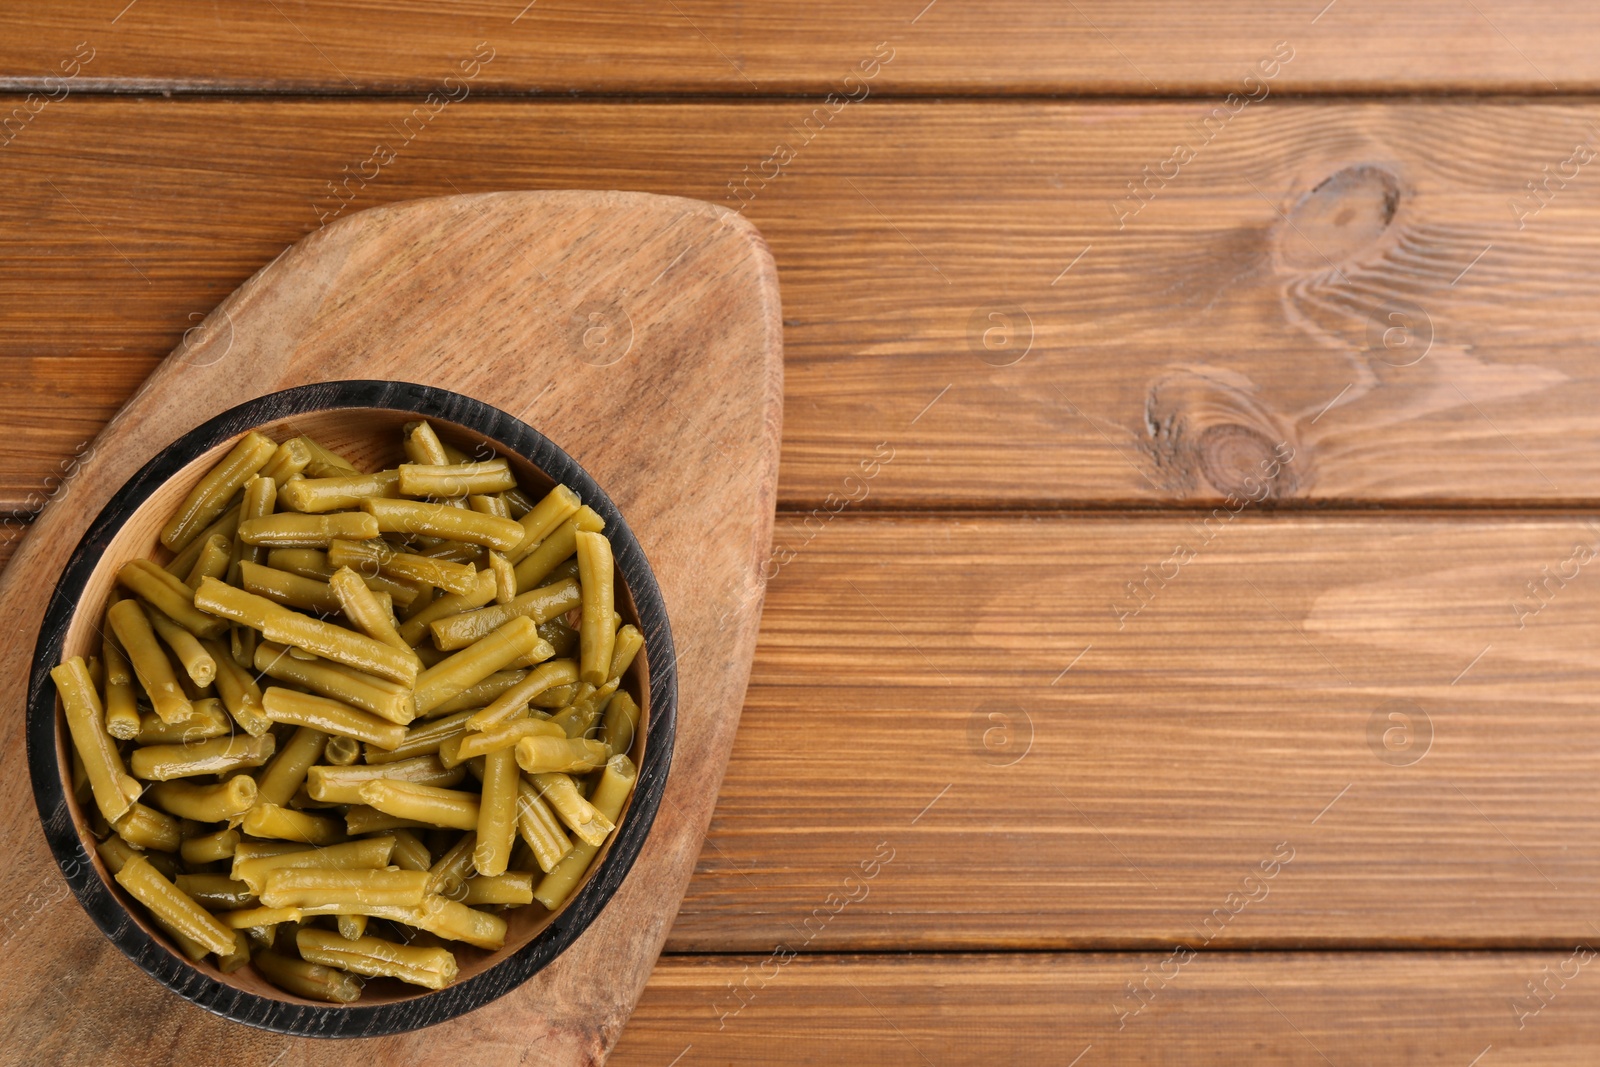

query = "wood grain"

[613,953,1600,1066]
[6,100,1600,513]
[2,1,1599,95]
[0,191,781,1062]
[663,513,1600,951]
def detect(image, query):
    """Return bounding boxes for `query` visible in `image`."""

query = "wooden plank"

[614,952,1600,1065]
[3,1,1600,95]
[20,507,1600,952]
[7,100,1600,512]
[0,191,781,1061]
[661,513,1600,951]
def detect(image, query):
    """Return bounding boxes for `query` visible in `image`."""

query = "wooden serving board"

[0,191,782,1065]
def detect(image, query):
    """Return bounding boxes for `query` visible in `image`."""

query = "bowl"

[25,380,677,1037]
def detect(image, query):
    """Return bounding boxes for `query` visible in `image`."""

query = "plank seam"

[3,87,1600,102]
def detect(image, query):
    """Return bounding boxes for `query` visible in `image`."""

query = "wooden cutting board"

[0,191,782,1065]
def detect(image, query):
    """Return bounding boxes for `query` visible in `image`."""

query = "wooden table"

[6,3,1600,1062]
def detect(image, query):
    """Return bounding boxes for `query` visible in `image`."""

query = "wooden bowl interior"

[55,407,649,1008]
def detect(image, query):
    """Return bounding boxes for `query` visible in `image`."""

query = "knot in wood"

[1278,164,1401,272]
[1197,423,1284,502]
[1143,367,1304,502]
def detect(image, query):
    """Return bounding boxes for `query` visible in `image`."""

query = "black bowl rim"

[25,380,678,1038]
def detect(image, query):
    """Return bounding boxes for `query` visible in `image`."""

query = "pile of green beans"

[54,422,642,1002]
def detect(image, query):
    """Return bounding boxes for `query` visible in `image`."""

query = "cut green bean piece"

[242,802,344,845]
[164,504,240,580]
[327,537,478,596]
[184,533,234,589]
[402,420,449,465]
[216,929,253,973]
[307,757,464,805]
[262,687,408,749]
[363,709,473,765]
[430,668,530,718]
[116,855,237,955]
[254,641,415,725]
[147,775,257,822]
[296,895,506,951]
[233,836,394,893]
[259,437,313,487]
[399,460,517,499]
[607,624,644,683]
[160,431,278,552]
[344,806,432,835]
[387,829,432,872]
[297,927,459,990]
[220,906,304,930]
[428,578,581,651]
[238,560,343,614]
[505,484,581,564]
[173,873,258,911]
[513,505,604,590]
[361,497,526,551]
[470,494,511,519]
[455,716,566,761]
[144,603,217,688]
[180,827,240,865]
[474,746,519,877]
[360,780,480,831]
[202,638,272,736]
[52,657,140,823]
[254,725,328,808]
[534,755,636,910]
[413,616,549,715]
[113,800,182,851]
[266,547,422,608]
[501,486,536,516]
[194,578,418,686]
[601,690,641,755]
[329,565,410,651]
[101,635,142,742]
[238,512,380,548]
[425,832,478,898]
[294,435,362,478]
[549,680,614,739]
[107,601,189,726]
[229,840,309,872]
[533,683,578,709]
[417,539,484,565]
[255,948,362,1003]
[261,867,430,909]
[489,549,516,604]
[574,531,615,685]
[515,735,611,775]
[396,569,497,646]
[515,780,573,873]
[462,872,535,906]
[323,733,362,765]
[232,474,277,577]
[98,834,176,878]
[529,772,615,847]
[279,469,401,513]
[130,733,275,781]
